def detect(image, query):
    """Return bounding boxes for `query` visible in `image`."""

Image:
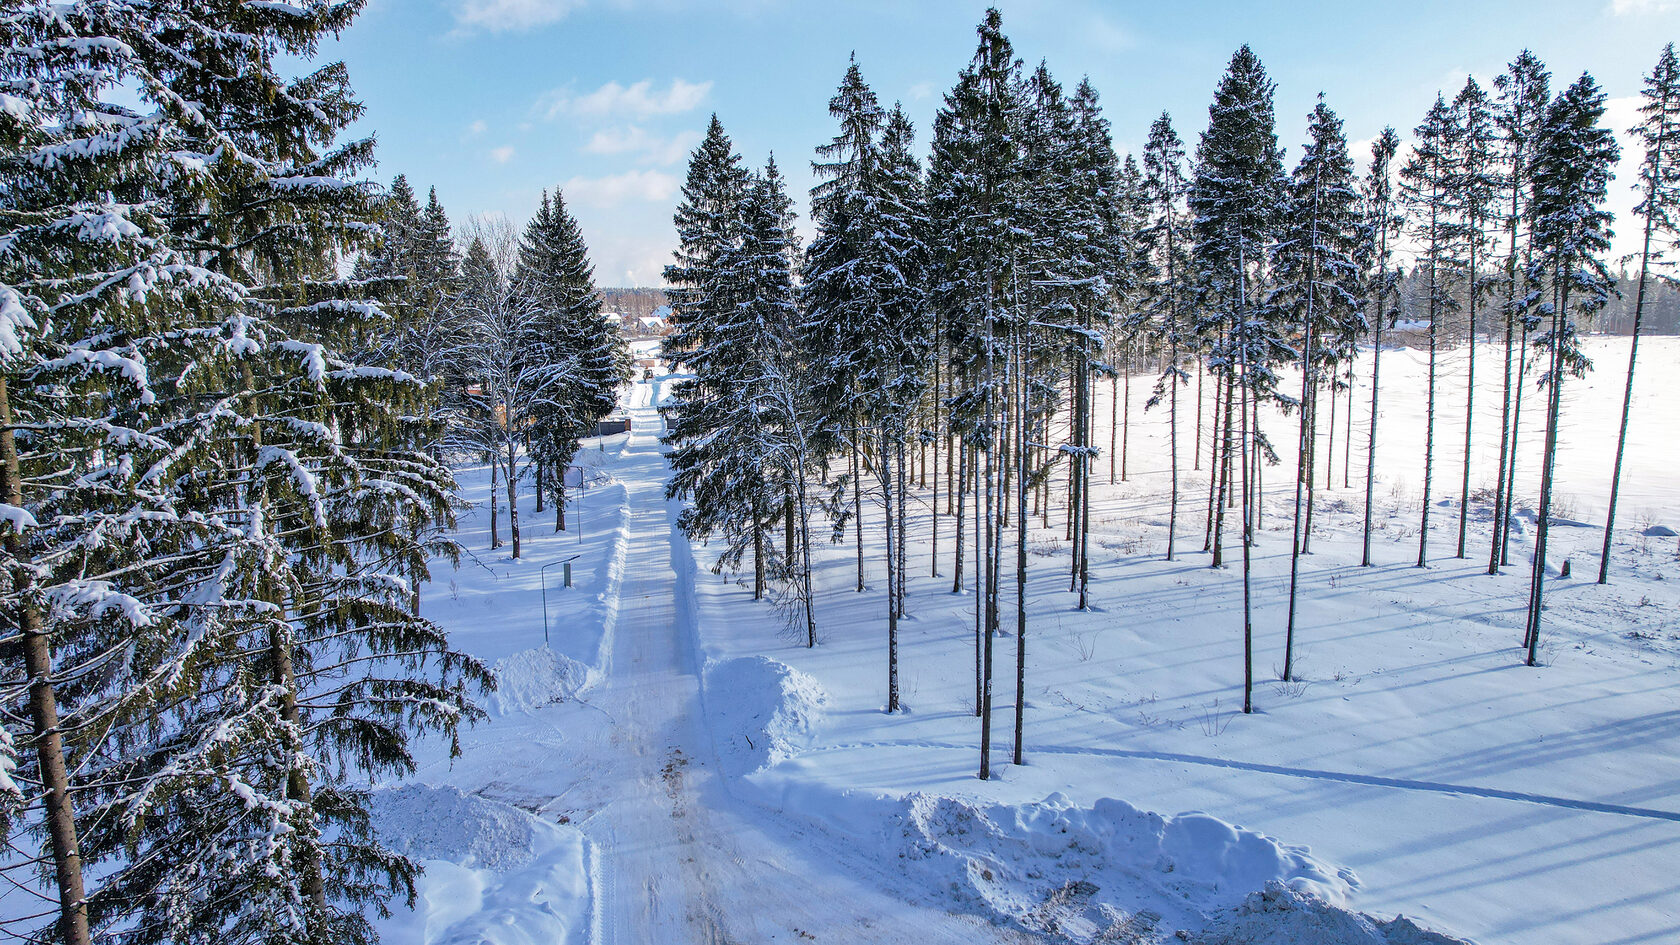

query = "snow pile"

[486,647,593,716]
[368,784,592,945]
[1190,882,1470,945]
[754,786,1361,941]
[706,656,828,777]
[368,784,541,872]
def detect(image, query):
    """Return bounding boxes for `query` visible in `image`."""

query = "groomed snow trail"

[573,388,1035,945]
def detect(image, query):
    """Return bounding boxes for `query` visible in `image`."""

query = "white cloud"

[453,0,582,33]
[907,81,936,102]
[584,126,702,165]
[1609,0,1677,14]
[468,119,488,136]
[561,169,679,208]
[541,79,713,121]
[490,145,516,164]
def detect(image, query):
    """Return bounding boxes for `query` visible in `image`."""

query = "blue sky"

[321,0,1680,287]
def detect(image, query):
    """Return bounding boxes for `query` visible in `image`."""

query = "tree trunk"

[1286,277,1316,682]
[1527,279,1570,664]
[1195,358,1204,471]
[1,376,93,945]
[1458,251,1479,559]
[853,433,865,592]
[1343,363,1354,489]
[1121,354,1131,481]
[1235,249,1255,716]
[506,444,521,560]
[1013,334,1028,766]
[490,455,500,549]
[1504,322,1531,569]
[1364,315,1384,567]
[1167,337,1180,562]
[1601,132,1664,583]
[954,441,968,594]
[1211,364,1235,568]
[884,430,899,712]
[1419,253,1439,569]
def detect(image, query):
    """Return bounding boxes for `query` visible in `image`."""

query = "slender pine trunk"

[1601,136,1665,583]
[884,430,899,712]
[506,441,521,560]
[1458,250,1479,559]
[1527,279,1569,664]
[853,432,865,591]
[1285,271,1316,681]
[1419,250,1439,568]
[490,454,500,549]
[1013,333,1028,766]
[1167,336,1180,561]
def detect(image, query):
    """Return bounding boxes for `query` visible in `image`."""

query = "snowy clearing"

[381,334,1677,944]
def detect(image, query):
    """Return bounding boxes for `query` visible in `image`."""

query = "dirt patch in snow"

[1190,882,1470,945]
[706,656,828,777]
[486,647,592,716]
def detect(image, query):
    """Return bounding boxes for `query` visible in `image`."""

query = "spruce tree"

[1360,129,1404,567]
[1489,52,1552,575]
[1274,96,1362,682]
[516,188,627,531]
[1142,113,1193,562]
[1189,45,1287,714]
[1524,73,1618,664]
[1400,94,1463,568]
[1450,78,1498,559]
[3,4,490,942]
[1601,43,1680,584]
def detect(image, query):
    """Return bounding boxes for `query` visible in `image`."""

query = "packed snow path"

[557,386,1035,945]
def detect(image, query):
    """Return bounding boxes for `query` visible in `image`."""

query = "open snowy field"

[375,333,1677,944]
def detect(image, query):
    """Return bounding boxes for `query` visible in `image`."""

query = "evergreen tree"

[2,4,489,942]
[803,62,930,713]
[1524,73,1618,664]
[1141,113,1193,562]
[1360,129,1405,567]
[1189,45,1287,714]
[1063,77,1121,608]
[1449,77,1499,560]
[1400,94,1463,568]
[516,188,627,531]
[1601,43,1680,584]
[926,8,1025,778]
[1273,96,1363,682]
[661,117,771,587]
[1489,51,1552,575]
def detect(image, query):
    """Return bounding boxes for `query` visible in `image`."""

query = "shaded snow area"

[368,784,591,944]
[379,336,1676,944]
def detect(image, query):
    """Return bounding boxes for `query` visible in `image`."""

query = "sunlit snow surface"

[377,335,1678,944]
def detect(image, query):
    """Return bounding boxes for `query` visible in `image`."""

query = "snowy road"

[562,387,1034,945]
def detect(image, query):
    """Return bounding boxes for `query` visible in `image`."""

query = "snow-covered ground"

[382,334,1678,944]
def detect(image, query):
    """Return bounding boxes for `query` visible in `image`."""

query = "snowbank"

[487,647,593,716]
[368,784,593,945]
[705,655,828,777]
[763,783,1362,940]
